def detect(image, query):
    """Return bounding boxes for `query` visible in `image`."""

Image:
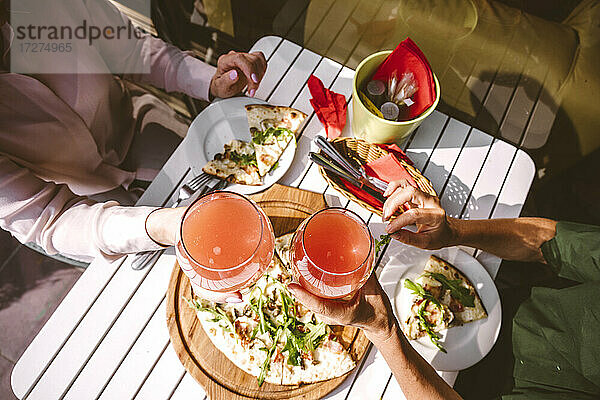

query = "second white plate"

[378,241,502,371]
[185,97,297,195]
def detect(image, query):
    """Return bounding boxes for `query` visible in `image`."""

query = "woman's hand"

[382,180,456,250]
[209,51,267,99]
[190,281,243,304]
[145,207,243,303]
[288,274,397,343]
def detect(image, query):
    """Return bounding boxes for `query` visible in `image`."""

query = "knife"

[314,135,388,192]
[309,152,387,204]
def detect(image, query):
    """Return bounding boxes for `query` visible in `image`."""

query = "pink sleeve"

[0,157,164,262]
[88,0,216,101]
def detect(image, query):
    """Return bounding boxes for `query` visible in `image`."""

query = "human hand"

[190,281,243,304]
[209,51,267,98]
[288,274,397,343]
[145,207,186,247]
[382,180,455,250]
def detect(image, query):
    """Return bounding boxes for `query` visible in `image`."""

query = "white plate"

[184,97,297,195]
[378,241,502,371]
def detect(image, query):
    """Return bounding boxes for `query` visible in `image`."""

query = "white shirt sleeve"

[0,156,164,263]
[88,0,216,101]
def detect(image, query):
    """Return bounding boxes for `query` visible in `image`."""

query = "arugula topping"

[426,272,475,307]
[403,280,446,352]
[258,327,283,386]
[185,298,235,333]
[249,288,276,336]
[416,301,447,353]
[282,327,303,366]
[187,273,332,386]
[403,279,441,308]
[252,127,293,145]
[229,151,258,167]
[375,234,391,257]
[302,321,327,351]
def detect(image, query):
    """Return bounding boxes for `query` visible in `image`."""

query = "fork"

[131,173,221,270]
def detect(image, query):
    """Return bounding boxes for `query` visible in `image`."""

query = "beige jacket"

[0,0,215,261]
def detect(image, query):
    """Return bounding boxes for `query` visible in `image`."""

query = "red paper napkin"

[372,38,436,119]
[308,75,347,139]
[341,150,416,211]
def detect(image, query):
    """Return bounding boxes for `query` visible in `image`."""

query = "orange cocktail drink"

[290,208,374,299]
[176,191,274,292]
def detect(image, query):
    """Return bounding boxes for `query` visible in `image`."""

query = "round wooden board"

[166,184,371,400]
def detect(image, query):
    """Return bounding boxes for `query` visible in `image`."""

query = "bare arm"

[382,180,557,263]
[88,0,266,100]
[288,276,462,400]
[368,321,462,400]
[446,217,556,263]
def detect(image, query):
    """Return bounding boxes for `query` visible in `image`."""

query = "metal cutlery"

[309,152,387,203]
[131,173,227,270]
[313,135,388,192]
[314,135,362,179]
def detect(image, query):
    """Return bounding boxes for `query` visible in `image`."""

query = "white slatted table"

[11,36,535,400]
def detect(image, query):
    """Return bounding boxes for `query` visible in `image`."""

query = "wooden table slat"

[169,372,207,400]
[268,48,322,106]
[63,251,176,399]
[440,129,494,218]
[254,40,302,100]
[134,343,186,400]
[422,118,472,195]
[98,297,170,400]
[405,111,451,171]
[26,254,165,399]
[10,258,124,399]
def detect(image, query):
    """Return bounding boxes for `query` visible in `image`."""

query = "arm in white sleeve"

[0,156,164,262]
[87,0,216,101]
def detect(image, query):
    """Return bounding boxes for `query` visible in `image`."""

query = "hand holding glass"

[289,208,374,299]
[176,191,274,293]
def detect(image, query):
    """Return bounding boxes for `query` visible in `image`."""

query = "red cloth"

[341,151,416,211]
[308,75,347,139]
[372,38,436,119]
[376,143,414,166]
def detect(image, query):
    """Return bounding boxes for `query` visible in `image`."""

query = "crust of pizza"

[245,104,307,136]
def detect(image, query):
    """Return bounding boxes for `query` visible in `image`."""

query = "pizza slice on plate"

[187,233,355,386]
[245,105,307,177]
[202,139,262,185]
[402,255,487,352]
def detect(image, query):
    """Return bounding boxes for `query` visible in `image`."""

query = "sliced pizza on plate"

[186,233,355,386]
[402,255,487,352]
[202,139,262,185]
[202,104,306,185]
[245,105,307,177]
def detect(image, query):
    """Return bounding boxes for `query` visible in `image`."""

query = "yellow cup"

[352,51,440,143]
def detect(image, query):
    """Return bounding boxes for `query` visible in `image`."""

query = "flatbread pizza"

[186,234,355,386]
[202,139,262,185]
[245,104,307,137]
[402,255,487,352]
[246,105,307,177]
[202,104,306,184]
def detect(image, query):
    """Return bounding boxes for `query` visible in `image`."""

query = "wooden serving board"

[166,184,371,400]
